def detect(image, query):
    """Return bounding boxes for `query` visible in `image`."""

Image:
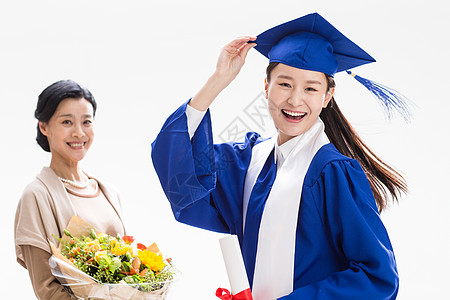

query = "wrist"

[209,71,235,90]
[189,71,236,111]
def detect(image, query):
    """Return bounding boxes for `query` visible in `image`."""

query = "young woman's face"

[39,98,94,164]
[265,63,334,145]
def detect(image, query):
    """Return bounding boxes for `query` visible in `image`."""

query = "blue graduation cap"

[253,13,375,77]
[252,13,411,121]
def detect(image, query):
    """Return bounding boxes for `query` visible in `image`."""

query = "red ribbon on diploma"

[216,287,253,300]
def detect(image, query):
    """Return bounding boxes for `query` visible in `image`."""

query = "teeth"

[283,110,306,117]
[69,143,84,147]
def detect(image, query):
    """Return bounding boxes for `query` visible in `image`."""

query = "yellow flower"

[88,239,100,251]
[138,249,165,272]
[111,242,132,256]
[94,250,107,262]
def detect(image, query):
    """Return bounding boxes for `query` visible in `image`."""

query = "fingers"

[225,36,257,51]
[238,42,257,60]
[215,35,257,80]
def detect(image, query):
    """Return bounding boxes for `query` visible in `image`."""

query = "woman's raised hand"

[189,36,257,111]
[215,36,257,84]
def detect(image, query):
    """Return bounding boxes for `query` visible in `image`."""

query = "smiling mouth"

[68,142,85,148]
[282,109,307,120]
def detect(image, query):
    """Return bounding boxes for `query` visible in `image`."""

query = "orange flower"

[122,235,135,244]
[137,243,147,250]
[147,243,160,254]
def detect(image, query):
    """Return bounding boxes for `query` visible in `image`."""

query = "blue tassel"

[346,71,412,122]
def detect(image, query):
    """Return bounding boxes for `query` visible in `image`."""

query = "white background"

[1,0,449,299]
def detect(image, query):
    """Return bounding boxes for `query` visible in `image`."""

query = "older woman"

[14,80,126,299]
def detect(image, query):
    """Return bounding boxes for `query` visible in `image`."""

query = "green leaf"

[90,229,97,240]
[122,261,131,272]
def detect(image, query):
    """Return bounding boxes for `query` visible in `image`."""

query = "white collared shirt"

[274,134,304,170]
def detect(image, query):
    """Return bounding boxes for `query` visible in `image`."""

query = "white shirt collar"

[274,133,304,169]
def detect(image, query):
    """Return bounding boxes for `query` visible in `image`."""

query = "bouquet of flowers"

[49,216,176,299]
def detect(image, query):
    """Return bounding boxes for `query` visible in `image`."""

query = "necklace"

[58,177,89,189]
[65,180,100,198]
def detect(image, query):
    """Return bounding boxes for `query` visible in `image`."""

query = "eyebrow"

[305,80,322,85]
[276,75,322,85]
[57,113,93,118]
[276,74,295,80]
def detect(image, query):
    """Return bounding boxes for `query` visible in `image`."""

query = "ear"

[323,87,335,108]
[38,121,49,137]
[264,78,269,99]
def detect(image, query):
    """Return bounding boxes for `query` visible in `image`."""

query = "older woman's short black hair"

[34,80,97,152]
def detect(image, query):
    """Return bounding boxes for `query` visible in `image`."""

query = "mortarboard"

[253,13,375,77]
[252,13,411,121]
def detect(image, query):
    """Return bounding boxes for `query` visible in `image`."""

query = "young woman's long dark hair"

[266,62,407,212]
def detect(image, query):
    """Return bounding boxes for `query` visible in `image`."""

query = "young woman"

[152,13,406,300]
[14,80,126,299]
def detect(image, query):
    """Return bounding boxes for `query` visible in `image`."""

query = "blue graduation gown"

[151,101,399,299]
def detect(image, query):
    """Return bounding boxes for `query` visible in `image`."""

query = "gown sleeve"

[151,100,261,236]
[280,159,399,300]
[185,103,207,139]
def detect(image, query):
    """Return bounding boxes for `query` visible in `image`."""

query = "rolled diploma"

[219,235,251,295]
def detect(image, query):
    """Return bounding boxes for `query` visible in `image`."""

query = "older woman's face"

[39,98,94,164]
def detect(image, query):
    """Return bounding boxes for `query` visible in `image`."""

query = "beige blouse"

[14,167,126,299]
